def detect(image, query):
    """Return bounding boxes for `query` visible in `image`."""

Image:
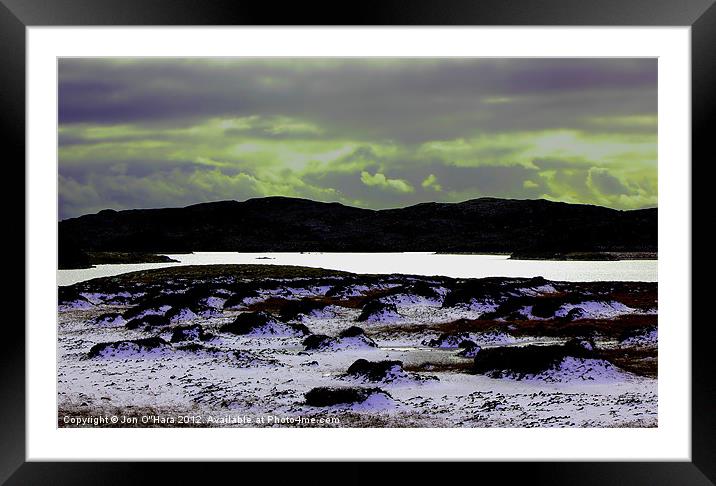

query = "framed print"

[5,0,714,483]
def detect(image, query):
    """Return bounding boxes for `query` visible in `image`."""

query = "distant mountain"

[58,197,657,256]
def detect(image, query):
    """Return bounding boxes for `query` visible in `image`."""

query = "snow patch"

[246,321,307,337]
[381,294,441,307]
[79,292,108,304]
[361,308,401,323]
[466,300,500,315]
[200,296,226,309]
[517,285,557,297]
[349,391,396,410]
[555,301,634,319]
[88,340,172,359]
[167,308,197,322]
[92,313,126,327]
[59,299,94,310]
[621,328,658,347]
[507,357,633,383]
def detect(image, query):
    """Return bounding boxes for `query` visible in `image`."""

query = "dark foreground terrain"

[58,265,657,427]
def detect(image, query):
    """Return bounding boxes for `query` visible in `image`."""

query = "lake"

[57,252,657,286]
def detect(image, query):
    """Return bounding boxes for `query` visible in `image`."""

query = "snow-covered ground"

[57,266,657,428]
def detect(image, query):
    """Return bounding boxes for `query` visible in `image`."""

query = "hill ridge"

[59,196,657,256]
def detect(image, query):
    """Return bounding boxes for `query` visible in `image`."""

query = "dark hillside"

[59,196,657,255]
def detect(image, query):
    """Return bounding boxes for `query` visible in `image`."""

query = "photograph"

[56,58,658,429]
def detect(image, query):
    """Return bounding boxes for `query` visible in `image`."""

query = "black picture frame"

[4,0,713,483]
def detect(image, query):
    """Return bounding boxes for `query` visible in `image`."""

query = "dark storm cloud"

[59,59,657,140]
[60,158,210,183]
[588,167,633,196]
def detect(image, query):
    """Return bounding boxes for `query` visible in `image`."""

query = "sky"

[58,58,657,219]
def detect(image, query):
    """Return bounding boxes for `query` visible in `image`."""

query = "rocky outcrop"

[278,299,331,321]
[87,337,171,358]
[423,332,472,348]
[442,277,547,308]
[302,334,337,351]
[170,324,210,343]
[91,312,125,327]
[302,326,376,351]
[357,300,400,322]
[346,359,406,382]
[457,340,481,358]
[619,326,657,347]
[222,283,261,309]
[473,341,596,378]
[58,287,93,309]
[304,386,392,407]
[220,311,310,336]
[126,314,171,330]
[337,326,377,347]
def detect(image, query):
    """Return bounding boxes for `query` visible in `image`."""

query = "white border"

[27,27,691,461]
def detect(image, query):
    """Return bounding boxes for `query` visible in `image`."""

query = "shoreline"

[508,251,658,261]
[59,251,180,270]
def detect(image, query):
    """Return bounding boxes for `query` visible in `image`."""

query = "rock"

[303,327,376,351]
[199,296,226,309]
[103,294,133,305]
[279,299,330,321]
[475,292,582,320]
[174,342,211,353]
[442,277,543,308]
[303,334,337,351]
[619,325,658,347]
[91,312,125,327]
[170,324,208,343]
[58,287,93,309]
[530,296,568,319]
[324,284,346,298]
[337,326,377,347]
[382,281,442,304]
[346,359,406,382]
[220,311,275,334]
[87,337,171,358]
[128,291,219,323]
[338,326,368,338]
[290,323,312,336]
[174,343,226,357]
[126,314,170,330]
[423,332,471,348]
[403,281,441,300]
[457,340,481,358]
[564,307,586,321]
[222,286,260,309]
[473,341,595,378]
[357,300,400,322]
[165,306,198,322]
[304,386,392,407]
[564,337,596,353]
[122,302,170,320]
[458,346,481,358]
[220,311,310,336]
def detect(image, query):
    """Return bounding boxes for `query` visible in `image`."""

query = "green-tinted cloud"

[58,58,657,219]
